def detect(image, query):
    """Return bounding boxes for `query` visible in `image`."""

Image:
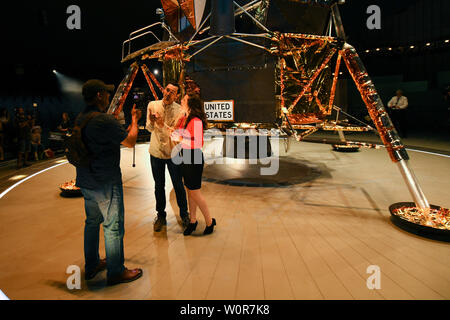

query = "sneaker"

[181,214,190,229]
[153,216,167,232]
[203,218,216,235]
[183,221,198,236]
[107,268,143,286]
[85,258,107,280]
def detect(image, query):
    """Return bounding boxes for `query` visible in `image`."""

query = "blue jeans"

[150,155,188,218]
[81,182,125,278]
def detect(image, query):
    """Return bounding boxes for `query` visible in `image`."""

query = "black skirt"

[180,149,204,190]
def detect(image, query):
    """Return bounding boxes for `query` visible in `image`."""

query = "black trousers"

[389,109,408,138]
[150,155,188,218]
[180,149,204,190]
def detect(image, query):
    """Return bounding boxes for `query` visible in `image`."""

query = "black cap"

[82,79,115,101]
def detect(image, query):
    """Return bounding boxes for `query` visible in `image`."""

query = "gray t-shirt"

[75,108,128,189]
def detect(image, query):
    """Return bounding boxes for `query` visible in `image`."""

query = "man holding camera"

[146,82,189,232]
[76,79,143,286]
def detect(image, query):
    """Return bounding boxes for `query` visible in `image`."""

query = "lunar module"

[104,0,448,240]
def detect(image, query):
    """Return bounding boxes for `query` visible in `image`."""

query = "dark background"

[0,0,449,130]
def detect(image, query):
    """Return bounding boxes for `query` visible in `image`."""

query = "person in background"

[444,85,450,134]
[31,126,44,161]
[387,89,409,138]
[0,108,10,161]
[172,94,216,236]
[76,79,143,286]
[14,107,33,169]
[58,112,72,134]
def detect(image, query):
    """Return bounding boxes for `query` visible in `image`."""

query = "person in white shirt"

[387,89,409,138]
[146,82,189,232]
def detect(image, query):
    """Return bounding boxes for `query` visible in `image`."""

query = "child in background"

[31,126,44,161]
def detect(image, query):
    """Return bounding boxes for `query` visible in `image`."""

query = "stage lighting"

[426,43,431,46]
[9,175,27,181]
[53,70,83,92]
[153,69,159,75]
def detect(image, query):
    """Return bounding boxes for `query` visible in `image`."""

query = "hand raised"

[131,104,142,121]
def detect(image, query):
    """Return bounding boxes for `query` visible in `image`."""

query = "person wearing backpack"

[75,79,143,286]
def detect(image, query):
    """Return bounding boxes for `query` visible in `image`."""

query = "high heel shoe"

[183,221,198,236]
[203,218,216,235]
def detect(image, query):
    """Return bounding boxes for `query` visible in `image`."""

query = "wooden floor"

[0,141,449,300]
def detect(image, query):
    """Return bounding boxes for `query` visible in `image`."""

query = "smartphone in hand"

[149,112,159,122]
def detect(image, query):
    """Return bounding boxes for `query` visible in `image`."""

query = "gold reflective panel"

[108,62,139,116]
[161,0,181,33]
[342,44,408,162]
[162,48,185,91]
[178,0,196,29]
[274,33,339,124]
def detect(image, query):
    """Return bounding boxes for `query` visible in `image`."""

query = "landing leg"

[342,43,430,210]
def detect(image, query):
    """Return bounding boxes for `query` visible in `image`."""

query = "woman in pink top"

[172,94,216,236]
